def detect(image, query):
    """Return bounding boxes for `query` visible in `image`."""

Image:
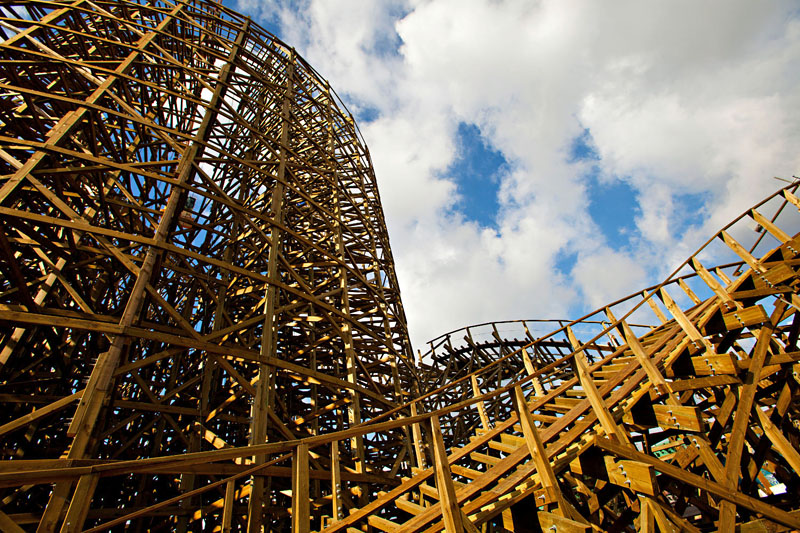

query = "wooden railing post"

[331,440,342,522]
[410,402,427,469]
[292,443,309,532]
[469,375,491,431]
[222,481,235,533]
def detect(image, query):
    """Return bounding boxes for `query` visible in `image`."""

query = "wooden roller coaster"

[0,0,799,531]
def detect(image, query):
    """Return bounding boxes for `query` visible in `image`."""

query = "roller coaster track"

[5,185,794,532]
[316,185,800,532]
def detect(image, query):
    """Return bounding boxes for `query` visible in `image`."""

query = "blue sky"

[230,0,800,346]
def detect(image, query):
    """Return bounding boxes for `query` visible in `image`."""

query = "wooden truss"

[0,0,414,530]
[1,0,800,532]
[310,189,800,532]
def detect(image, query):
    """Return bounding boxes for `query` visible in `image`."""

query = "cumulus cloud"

[237,0,800,346]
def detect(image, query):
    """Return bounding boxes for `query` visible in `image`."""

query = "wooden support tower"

[0,1,414,530]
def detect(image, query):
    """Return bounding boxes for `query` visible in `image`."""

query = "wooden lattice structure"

[1,1,800,532]
[316,187,800,533]
[0,0,415,531]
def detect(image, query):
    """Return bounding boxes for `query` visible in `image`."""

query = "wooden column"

[247,48,294,533]
[39,4,239,531]
[410,402,427,470]
[292,443,310,532]
[331,440,343,523]
[328,93,367,493]
[470,375,491,431]
[222,481,235,533]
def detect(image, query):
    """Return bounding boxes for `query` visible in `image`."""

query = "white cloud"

[238,0,800,346]
[572,247,647,310]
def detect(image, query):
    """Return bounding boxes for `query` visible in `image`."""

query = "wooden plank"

[419,483,439,501]
[0,390,83,437]
[667,374,740,392]
[567,327,627,443]
[620,321,671,397]
[690,258,735,305]
[593,436,800,530]
[783,189,800,210]
[645,499,680,533]
[469,452,500,466]
[651,404,704,432]
[222,481,235,533]
[754,407,800,473]
[451,464,482,480]
[722,305,769,330]
[429,415,464,532]
[60,473,99,532]
[643,290,668,323]
[487,439,517,454]
[659,287,716,355]
[639,497,655,533]
[512,385,567,515]
[678,278,701,305]
[395,496,426,515]
[410,402,427,469]
[368,515,398,532]
[537,511,591,533]
[292,443,310,533]
[605,458,657,496]
[720,230,765,273]
[0,510,26,533]
[690,354,738,375]
[470,375,491,431]
[331,440,342,522]
[738,510,800,533]
[751,209,791,244]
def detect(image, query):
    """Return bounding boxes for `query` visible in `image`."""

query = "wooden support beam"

[751,209,791,243]
[720,230,765,273]
[594,437,800,529]
[567,327,628,443]
[59,474,99,533]
[0,510,26,533]
[292,443,310,533]
[248,45,292,533]
[429,415,465,533]
[4,3,800,532]
[720,302,785,530]
[658,287,716,355]
[410,402,427,470]
[331,440,343,523]
[221,481,235,533]
[470,376,490,431]
[511,385,567,516]
[537,511,591,533]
